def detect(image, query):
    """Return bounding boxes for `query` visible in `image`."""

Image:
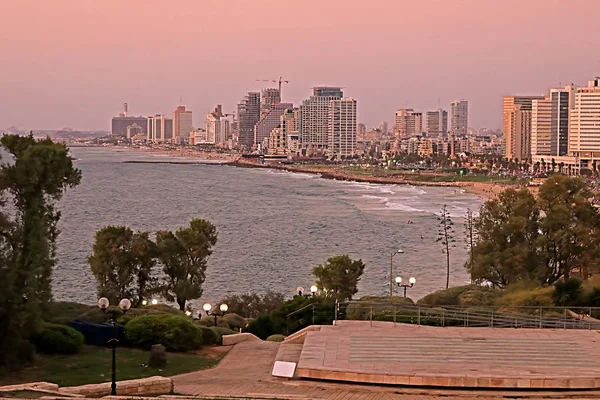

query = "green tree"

[312,255,365,301]
[0,134,80,367]
[468,188,540,287]
[536,175,600,282]
[130,231,158,306]
[156,218,218,311]
[218,291,285,318]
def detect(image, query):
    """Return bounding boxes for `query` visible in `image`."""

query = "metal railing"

[285,302,600,335]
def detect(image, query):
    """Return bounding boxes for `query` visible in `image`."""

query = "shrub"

[209,327,237,344]
[125,314,202,352]
[31,323,84,355]
[266,334,286,342]
[418,285,485,306]
[346,296,414,320]
[586,287,600,307]
[457,287,499,307]
[45,302,95,325]
[77,304,184,325]
[198,326,218,346]
[552,278,584,306]
[223,313,246,330]
[498,287,554,308]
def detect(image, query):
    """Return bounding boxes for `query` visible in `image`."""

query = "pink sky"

[1,0,598,131]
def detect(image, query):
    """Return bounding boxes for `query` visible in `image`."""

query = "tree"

[156,219,218,311]
[468,188,540,287]
[88,227,157,306]
[437,205,455,289]
[536,175,600,282]
[312,255,365,301]
[0,134,80,367]
[218,291,285,318]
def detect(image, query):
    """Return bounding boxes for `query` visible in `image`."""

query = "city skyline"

[2,0,598,131]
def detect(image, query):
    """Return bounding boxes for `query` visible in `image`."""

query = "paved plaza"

[173,322,600,399]
[296,321,600,389]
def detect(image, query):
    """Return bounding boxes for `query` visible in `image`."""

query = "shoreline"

[104,145,513,199]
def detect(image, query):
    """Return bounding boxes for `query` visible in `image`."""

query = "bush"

[198,326,219,345]
[31,323,84,355]
[77,304,184,325]
[210,327,237,344]
[552,278,584,306]
[587,287,600,307]
[498,287,554,308]
[223,313,246,330]
[346,296,414,320]
[266,334,286,342]
[418,285,488,306]
[45,302,95,325]
[125,314,202,352]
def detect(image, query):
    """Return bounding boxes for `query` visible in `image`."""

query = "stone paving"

[296,321,600,389]
[173,336,600,399]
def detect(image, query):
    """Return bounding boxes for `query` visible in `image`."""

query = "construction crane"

[255,77,290,99]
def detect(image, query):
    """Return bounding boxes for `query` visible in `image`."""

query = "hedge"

[31,323,84,354]
[125,314,202,352]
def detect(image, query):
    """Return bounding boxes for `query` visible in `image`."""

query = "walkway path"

[173,340,600,400]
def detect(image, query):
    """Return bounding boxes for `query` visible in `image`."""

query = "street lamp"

[389,249,404,296]
[395,276,416,297]
[151,299,158,305]
[98,297,131,396]
[203,302,229,326]
[310,285,318,296]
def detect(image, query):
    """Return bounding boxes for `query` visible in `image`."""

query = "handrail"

[286,303,314,318]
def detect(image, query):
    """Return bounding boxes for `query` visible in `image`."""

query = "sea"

[54,147,483,307]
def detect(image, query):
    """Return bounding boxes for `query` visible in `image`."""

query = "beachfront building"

[254,103,293,149]
[503,96,544,160]
[147,114,173,143]
[328,97,357,159]
[173,106,193,144]
[237,92,261,149]
[300,87,344,154]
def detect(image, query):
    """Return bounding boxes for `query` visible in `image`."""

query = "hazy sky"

[1,0,598,131]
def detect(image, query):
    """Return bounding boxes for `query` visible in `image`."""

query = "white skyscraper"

[147,114,173,143]
[569,77,600,169]
[328,97,357,158]
[300,87,344,152]
[394,109,422,138]
[450,100,468,136]
[254,102,293,147]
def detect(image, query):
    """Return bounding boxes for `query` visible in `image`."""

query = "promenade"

[173,321,600,399]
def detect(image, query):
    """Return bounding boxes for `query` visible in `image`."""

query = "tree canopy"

[0,134,80,367]
[468,175,600,287]
[312,255,365,301]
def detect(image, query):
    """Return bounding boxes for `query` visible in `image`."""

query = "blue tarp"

[69,320,126,346]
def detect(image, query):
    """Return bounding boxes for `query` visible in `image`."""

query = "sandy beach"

[107,145,522,200]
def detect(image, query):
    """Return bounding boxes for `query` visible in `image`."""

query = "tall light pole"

[389,249,404,296]
[203,302,229,326]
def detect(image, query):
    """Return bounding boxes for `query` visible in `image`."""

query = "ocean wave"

[384,201,425,212]
[361,194,389,203]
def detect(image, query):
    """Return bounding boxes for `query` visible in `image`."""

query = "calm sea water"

[54,147,482,307]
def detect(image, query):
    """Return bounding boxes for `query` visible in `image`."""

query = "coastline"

[105,145,512,200]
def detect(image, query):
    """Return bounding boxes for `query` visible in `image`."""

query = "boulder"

[149,344,167,369]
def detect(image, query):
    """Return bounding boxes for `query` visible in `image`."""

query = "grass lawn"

[0,345,224,387]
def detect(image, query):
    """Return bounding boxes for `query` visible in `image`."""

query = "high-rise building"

[503,96,544,160]
[357,123,366,139]
[328,97,357,158]
[173,105,193,144]
[394,109,422,138]
[260,88,281,116]
[126,123,143,139]
[550,86,576,156]
[379,121,388,135]
[450,100,468,136]
[236,92,261,148]
[300,87,343,152]
[147,115,173,143]
[207,105,231,145]
[569,77,600,169]
[254,102,293,147]
[531,97,552,156]
[426,109,448,137]
[111,116,148,136]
